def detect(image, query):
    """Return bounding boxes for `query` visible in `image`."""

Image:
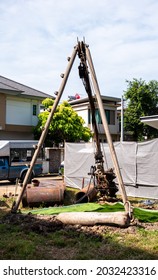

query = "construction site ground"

[0,175,158,259]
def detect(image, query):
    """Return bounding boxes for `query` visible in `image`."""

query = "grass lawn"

[0,189,158,260]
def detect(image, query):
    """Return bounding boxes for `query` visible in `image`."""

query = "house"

[69,95,121,142]
[0,75,54,140]
[140,115,158,129]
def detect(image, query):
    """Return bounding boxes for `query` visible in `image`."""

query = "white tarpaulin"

[137,139,158,186]
[64,141,137,188]
[64,142,96,189]
[100,141,137,186]
[133,139,158,199]
[64,139,158,199]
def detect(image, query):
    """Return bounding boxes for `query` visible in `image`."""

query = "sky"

[1,0,158,101]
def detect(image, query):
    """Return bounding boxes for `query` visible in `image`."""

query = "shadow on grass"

[0,207,158,260]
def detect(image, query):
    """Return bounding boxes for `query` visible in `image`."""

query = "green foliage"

[34,99,92,146]
[42,98,54,108]
[124,78,158,141]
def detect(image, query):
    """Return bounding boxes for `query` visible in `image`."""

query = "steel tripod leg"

[11,45,78,213]
[85,45,130,214]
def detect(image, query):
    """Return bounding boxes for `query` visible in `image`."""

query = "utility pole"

[120,95,124,142]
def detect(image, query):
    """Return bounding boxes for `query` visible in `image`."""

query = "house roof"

[140,115,158,129]
[0,75,54,99]
[69,95,121,106]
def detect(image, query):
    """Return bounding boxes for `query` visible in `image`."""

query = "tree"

[124,78,158,141]
[34,99,92,146]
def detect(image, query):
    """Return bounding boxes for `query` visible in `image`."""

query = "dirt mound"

[1,212,158,236]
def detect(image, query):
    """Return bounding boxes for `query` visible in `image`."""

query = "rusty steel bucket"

[22,179,65,207]
[75,184,97,203]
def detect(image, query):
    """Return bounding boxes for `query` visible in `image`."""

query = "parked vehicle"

[59,161,64,175]
[0,140,43,183]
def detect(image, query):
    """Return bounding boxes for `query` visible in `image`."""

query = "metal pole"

[85,45,129,213]
[120,95,124,142]
[11,45,78,213]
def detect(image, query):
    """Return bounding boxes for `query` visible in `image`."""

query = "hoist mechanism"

[11,39,131,219]
[77,41,118,198]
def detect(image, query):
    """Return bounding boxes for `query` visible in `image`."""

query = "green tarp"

[22,202,158,223]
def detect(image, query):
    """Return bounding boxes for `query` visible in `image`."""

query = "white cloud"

[0,0,158,100]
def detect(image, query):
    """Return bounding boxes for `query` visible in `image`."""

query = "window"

[33,105,37,116]
[95,109,102,124]
[88,109,91,124]
[105,110,115,125]
[88,109,115,125]
[0,159,5,166]
[88,109,102,124]
[10,147,44,163]
[105,110,110,124]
